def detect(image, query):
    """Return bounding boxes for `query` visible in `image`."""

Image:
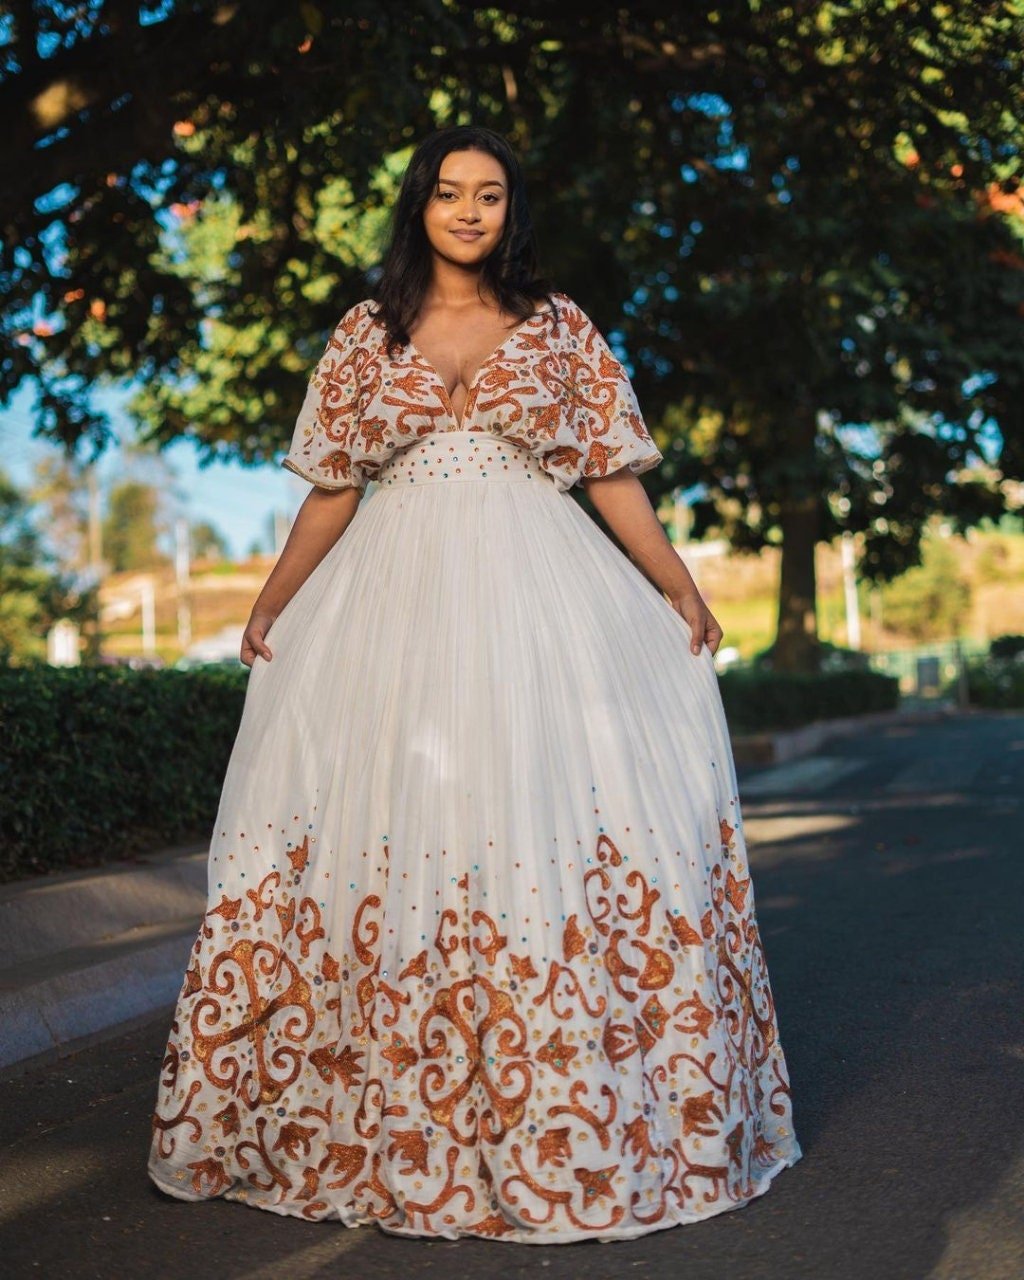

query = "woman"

[148,125,800,1243]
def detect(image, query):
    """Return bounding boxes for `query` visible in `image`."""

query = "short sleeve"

[541,302,664,491]
[281,302,373,493]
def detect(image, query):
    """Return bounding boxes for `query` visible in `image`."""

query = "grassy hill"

[97,527,1024,666]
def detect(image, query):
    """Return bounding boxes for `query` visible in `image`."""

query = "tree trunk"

[773,495,820,672]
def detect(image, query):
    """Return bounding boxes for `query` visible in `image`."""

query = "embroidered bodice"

[281,291,664,493]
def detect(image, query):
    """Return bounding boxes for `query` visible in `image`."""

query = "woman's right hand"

[241,611,277,667]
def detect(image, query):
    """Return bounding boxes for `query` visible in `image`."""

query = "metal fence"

[716,639,988,702]
[866,639,988,699]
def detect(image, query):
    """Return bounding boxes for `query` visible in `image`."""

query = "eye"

[437,190,457,200]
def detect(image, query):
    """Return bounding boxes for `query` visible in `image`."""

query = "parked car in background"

[175,626,247,669]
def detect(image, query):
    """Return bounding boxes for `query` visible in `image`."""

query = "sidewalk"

[0,705,953,1076]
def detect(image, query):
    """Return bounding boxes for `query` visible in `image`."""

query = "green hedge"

[1,662,901,882]
[719,668,900,734]
[989,635,1024,661]
[0,665,249,882]
[961,634,1024,709]
[964,660,1024,709]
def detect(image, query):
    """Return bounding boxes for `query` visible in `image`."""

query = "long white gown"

[147,293,800,1242]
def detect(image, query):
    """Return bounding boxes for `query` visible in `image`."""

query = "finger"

[690,620,704,655]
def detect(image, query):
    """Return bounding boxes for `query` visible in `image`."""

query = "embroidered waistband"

[374,430,545,487]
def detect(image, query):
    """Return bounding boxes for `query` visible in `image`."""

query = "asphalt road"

[1,711,1021,1280]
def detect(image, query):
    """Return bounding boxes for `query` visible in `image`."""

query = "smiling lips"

[451,229,485,240]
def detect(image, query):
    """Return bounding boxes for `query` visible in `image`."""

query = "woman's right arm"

[241,485,363,666]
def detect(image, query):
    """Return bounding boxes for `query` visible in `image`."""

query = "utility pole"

[672,487,690,550]
[273,509,290,556]
[87,466,103,578]
[841,531,862,651]
[175,517,192,650]
[141,577,156,655]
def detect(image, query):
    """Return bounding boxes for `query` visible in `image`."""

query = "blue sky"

[0,379,307,560]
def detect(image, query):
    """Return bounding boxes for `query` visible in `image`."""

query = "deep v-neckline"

[404,307,550,430]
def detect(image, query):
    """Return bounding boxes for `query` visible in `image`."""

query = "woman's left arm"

[582,469,724,656]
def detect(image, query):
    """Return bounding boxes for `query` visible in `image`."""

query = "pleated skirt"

[147,429,800,1242]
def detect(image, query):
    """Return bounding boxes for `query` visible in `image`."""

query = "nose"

[458,206,481,224]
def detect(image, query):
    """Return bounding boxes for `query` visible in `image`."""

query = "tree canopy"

[3,0,1022,668]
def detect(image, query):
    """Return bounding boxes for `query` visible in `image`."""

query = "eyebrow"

[436,177,506,189]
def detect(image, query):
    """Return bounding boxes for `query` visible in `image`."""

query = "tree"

[609,7,1024,667]
[0,468,97,663]
[191,519,228,561]
[3,2,1022,669]
[29,452,92,571]
[101,480,167,572]
[878,532,972,642]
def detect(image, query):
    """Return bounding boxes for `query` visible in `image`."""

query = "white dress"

[147,292,801,1242]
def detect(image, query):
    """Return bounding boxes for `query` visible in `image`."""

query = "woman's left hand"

[669,591,724,657]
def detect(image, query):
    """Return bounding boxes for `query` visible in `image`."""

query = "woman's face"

[422,148,509,269]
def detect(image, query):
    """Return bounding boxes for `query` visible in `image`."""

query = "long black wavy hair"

[370,125,557,352]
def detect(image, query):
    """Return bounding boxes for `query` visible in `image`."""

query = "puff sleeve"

[541,302,664,492]
[281,301,378,493]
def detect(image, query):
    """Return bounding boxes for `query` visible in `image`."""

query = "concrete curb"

[0,842,206,1074]
[730,703,956,766]
[2,927,195,1073]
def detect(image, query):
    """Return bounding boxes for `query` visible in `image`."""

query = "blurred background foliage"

[2,0,1023,670]
[0,466,97,663]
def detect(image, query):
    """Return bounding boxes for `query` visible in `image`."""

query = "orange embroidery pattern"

[149,811,798,1239]
[281,293,664,494]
